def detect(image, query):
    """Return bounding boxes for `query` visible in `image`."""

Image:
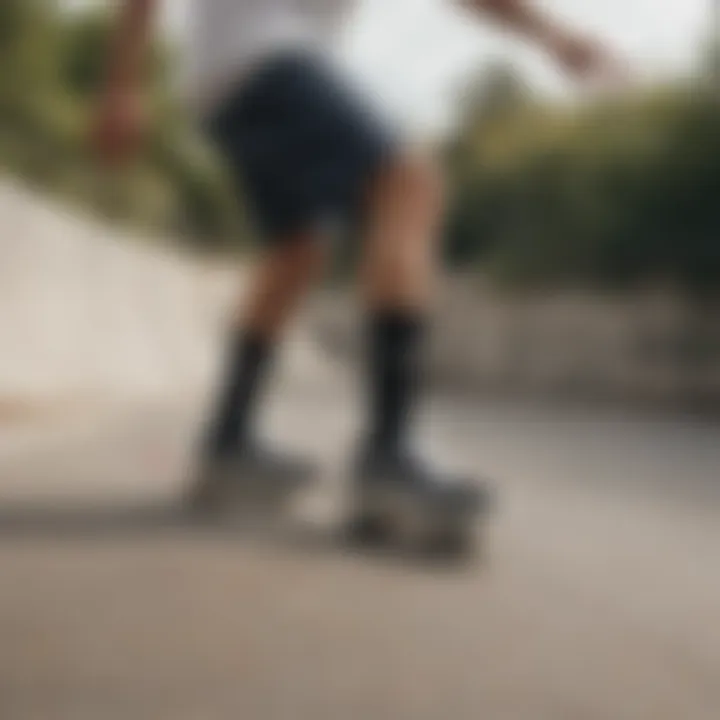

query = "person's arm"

[93,0,158,167]
[457,0,619,78]
[105,0,157,88]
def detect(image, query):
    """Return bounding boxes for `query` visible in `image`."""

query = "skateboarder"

[95,1,620,538]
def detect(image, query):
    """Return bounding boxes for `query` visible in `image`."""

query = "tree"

[444,66,720,296]
[0,2,244,248]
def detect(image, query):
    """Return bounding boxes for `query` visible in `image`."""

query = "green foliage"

[0,0,243,249]
[1,4,717,289]
[445,64,720,297]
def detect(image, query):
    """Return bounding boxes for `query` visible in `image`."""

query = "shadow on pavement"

[0,502,484,572]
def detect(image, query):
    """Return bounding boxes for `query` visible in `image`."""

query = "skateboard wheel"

[346,512,392,545]
[425,527,475,559]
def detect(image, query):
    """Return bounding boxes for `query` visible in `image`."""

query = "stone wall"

[310,275,720,411]
[3,178,717,414]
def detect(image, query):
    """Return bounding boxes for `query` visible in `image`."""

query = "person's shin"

[204,233,327,459]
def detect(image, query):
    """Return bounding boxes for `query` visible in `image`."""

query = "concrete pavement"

[1,379,719,720]
[4,170,720,720]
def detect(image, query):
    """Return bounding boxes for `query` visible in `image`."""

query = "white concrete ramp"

[0,180,236,407]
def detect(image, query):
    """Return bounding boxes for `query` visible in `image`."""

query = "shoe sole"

[348,483,494,558]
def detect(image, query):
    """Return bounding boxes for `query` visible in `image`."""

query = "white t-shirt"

[186,0,353,115]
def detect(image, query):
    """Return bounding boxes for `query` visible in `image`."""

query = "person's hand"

[546,30,627,86]
[92,85,146,168]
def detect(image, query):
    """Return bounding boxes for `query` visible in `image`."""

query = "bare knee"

[363,153,445,307]
[241,233,327,335]
[373,153,445,222]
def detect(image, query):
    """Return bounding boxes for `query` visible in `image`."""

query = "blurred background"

[1,2,719,719]
[2,0,720,411]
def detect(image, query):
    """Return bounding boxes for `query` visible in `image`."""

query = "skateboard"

[347,481,490,558]
[186,465,493,561]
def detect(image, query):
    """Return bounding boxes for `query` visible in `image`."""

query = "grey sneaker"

[351,447,493,537]
[188,442,317,516]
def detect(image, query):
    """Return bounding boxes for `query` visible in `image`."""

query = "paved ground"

[1,366,719,719]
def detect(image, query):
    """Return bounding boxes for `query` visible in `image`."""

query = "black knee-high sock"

[205,330,273,458]
[367,312,425,456]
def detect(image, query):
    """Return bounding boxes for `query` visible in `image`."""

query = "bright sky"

[67,0,711,136]
[336,0,709,134]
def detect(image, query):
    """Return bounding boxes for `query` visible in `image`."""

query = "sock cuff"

[370,310,426,338]
[227,327,273,363]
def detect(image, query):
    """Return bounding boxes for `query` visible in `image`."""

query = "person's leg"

[204,232,327,459]
[350,149,490,541]
[190,231,326,511]
[359,151,444,458]
[191,52,374,511]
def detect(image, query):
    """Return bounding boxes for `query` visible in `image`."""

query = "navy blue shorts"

[204,52,398,243]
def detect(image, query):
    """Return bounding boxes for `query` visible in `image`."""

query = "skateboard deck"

[186,468,493,561]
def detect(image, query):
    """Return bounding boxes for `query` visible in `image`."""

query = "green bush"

[445,79,720,296]
[0,0,244,250]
